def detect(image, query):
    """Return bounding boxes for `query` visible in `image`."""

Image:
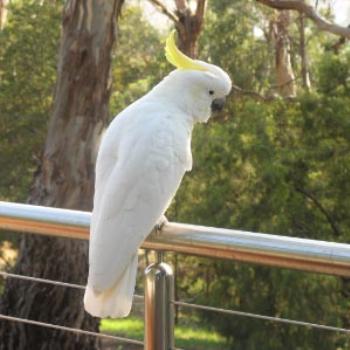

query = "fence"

[0,201,350,349]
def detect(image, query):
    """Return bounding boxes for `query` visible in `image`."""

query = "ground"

[100,316,226,349]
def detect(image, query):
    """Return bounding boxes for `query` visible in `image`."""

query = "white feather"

[84,60,231,318]
[84,98,192,318]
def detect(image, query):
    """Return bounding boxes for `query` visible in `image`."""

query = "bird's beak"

[211,98,226,112]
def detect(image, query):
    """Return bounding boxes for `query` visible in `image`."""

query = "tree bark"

[271,10,296,97]
[256,0,350,39]
[174,0,207,58]
[0,0,8,29]
[298,13,311,90]
[0,1,124,349]
[148,0,207,58]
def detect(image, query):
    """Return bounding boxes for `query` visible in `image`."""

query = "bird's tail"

[84,255,138,318]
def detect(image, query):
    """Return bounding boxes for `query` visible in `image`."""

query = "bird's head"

[159,30,232,123]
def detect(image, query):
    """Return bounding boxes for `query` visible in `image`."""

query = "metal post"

[144,261,174,350]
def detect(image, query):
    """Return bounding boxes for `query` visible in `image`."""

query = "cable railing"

[0,314,145,347]
[1,201,350,349]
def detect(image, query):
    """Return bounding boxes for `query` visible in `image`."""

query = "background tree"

[0,1,124,349]
[0,0,8,29]
[270,10,297,96]
[298,12,311,89]
[166,1,350,349]
[256,0,350,39]
[0,2,60,204]
[149,0,207,57]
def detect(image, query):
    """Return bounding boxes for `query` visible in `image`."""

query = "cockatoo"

[84,31,232,318]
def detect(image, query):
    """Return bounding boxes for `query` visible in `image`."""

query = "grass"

[100,316,226,349]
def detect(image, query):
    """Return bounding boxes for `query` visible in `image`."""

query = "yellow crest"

[165,30,207,71]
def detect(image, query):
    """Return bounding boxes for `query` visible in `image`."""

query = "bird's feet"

[155,215,168,234]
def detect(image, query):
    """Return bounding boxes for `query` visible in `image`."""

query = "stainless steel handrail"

[1,201,350,276]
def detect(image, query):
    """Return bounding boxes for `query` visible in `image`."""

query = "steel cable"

[0,314,144,346]
[173,300,350,334]
[0,270,143,302]
[0,271,186,349]
[2,270,350,345]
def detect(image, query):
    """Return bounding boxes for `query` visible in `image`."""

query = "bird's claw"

[155,215,168,234]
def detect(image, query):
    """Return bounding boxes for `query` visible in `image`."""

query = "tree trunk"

[271,10,296,97]
[0,1,123,349]
[0,0,8,29]
[299,13,311,90]
[174,0,207,58]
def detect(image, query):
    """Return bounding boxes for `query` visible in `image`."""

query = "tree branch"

[148,0,179,23]
[231,84,274,101]
[174,0,188,12]
[195,0,207,19]
[231,78,299,101]
[295,186,341,237]
[256,0,350,39]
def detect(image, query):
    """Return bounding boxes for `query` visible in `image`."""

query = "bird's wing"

[88,114,189,292]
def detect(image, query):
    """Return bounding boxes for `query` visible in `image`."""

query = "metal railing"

[1,201,350,349]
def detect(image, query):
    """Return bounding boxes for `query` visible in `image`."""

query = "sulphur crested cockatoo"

[84,31,232,318]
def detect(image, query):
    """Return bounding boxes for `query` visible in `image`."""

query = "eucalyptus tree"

[0,1,124,349]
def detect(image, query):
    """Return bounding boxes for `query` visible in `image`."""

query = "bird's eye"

[209,90,214,95]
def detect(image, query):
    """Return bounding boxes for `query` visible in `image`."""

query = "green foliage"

[170,99,350,349]
[160,2,350,347]
[110,6,167,116]
[0,1,62,201]
[200,0,273,91]
[165,3,350,348]
[316,50,350,96]
[170,94,348,348]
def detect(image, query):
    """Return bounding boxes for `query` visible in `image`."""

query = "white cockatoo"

[84,31,232,318]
